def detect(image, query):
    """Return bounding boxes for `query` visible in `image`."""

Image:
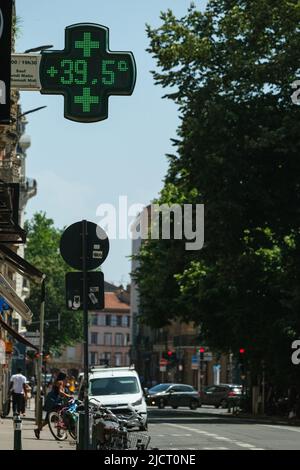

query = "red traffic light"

[199,347,205,353]
[167,351,173,357]
[239,348,245,354]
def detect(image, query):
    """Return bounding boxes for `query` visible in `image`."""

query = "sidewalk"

[222,410,300,426]
[0,404,75,450]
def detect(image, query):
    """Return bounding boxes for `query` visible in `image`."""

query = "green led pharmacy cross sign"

[39,23,136,123]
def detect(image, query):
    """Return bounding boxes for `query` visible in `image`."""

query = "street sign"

[11,54,41,90]
[39,23,136,122]
[24,332,40,347]
[66,271,104,311]
[0,1,12,123]
[203,352,213,362]
[159,358,168,366]
[191,354,198,370]
[60,221,109,271]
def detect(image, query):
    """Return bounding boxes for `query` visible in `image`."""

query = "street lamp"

[24,45,53,53]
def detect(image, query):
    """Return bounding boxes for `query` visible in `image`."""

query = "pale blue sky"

[15,0,206,285]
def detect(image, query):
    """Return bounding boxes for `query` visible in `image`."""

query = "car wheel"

[172,406,178,409]
[220,399,228,408]
[190,400,198,410]
[158,399,165,409]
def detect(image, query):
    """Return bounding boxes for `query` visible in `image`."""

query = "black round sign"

[60,221,109,271]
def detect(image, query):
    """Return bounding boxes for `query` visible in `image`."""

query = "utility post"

[261,360,265,415]
[198,347,205,393]
[36,278,45,427]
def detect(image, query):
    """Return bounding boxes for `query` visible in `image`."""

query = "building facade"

[50,283,131,375]
[130,211,232,389]
[0,1,38,415]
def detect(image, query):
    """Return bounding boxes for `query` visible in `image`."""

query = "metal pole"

[36,279,45,428]
[262,361,265,415]
[13,415,22,450]
[198,356,201,394]
[82,220,89,450]
[76,411,85,450]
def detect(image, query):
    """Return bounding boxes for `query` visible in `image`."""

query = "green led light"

[74,87,99,112]
[47,66,58,77]
[102,60,115,85]
[40,24,136,122]
[75,32,100,58]
[118,61,128,72]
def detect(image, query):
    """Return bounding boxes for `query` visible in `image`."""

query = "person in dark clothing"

[34,372,72,439]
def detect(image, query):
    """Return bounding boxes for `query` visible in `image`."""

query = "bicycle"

[48,398,82,441]
[89,399,151,450]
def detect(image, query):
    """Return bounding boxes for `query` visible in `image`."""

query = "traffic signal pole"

[36,279,45,428]
[82,220,89,450]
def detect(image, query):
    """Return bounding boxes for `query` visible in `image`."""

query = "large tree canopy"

[134,0,300,385]
[24,213,83,354]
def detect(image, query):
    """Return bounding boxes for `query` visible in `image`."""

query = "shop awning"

[0,244,45,284]
[0,273,32,323]
[0,316,39,351]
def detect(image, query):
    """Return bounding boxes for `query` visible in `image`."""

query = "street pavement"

[1,403,300,450]
[0,403,74,451]
[147,406,300,450]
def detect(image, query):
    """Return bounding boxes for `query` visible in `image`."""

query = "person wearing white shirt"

[10,368,27,416]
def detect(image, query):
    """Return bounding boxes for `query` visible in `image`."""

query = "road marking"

[203,447,229,450]
[163,423,265,450]
[235,442,257,448]
[261,425,300,433]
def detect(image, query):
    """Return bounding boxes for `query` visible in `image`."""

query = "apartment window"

[127,316,131,328]
[98,315,105,326]
[104,333,112,346]
[91,314,98,326]
[117,316,122,327]
[67,347,76,360]
[91,332,98,345]
[100,352,111,365]
[115,333,124,346]
[115,353,122,367]
[124,334,130,346]
[111,315,117,327]
[90,352,97,365]
[121,316,128,327]
[125,353,131,366]
[105,315,111,326]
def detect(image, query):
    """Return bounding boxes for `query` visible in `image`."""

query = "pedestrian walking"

[9,368,27,416]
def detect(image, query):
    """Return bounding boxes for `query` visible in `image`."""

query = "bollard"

[13,415,22,450]
[76,411,85,450]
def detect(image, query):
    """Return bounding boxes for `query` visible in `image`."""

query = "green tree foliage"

[134,0,300,385]
[24,213,83,354]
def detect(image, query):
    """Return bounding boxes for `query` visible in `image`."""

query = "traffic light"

[238,348,246,374]
[199,347,205,361]
[163,351,177,364]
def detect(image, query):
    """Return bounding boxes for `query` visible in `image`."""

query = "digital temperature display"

[39,23,136,122]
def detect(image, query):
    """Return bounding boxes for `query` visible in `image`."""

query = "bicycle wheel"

[48,411,68,441]
[68,425,77,440]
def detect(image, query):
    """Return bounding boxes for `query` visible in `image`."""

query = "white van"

[79,366,148,430]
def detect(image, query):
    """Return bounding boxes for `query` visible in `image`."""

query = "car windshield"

[149,384,171,393]
[89,376,140,396]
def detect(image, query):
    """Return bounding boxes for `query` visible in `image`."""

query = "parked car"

[200,384,242,408]
[78,366,148,430]
[146,383,200,410]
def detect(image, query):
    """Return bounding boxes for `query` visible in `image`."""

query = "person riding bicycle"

[34,372,73,439]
